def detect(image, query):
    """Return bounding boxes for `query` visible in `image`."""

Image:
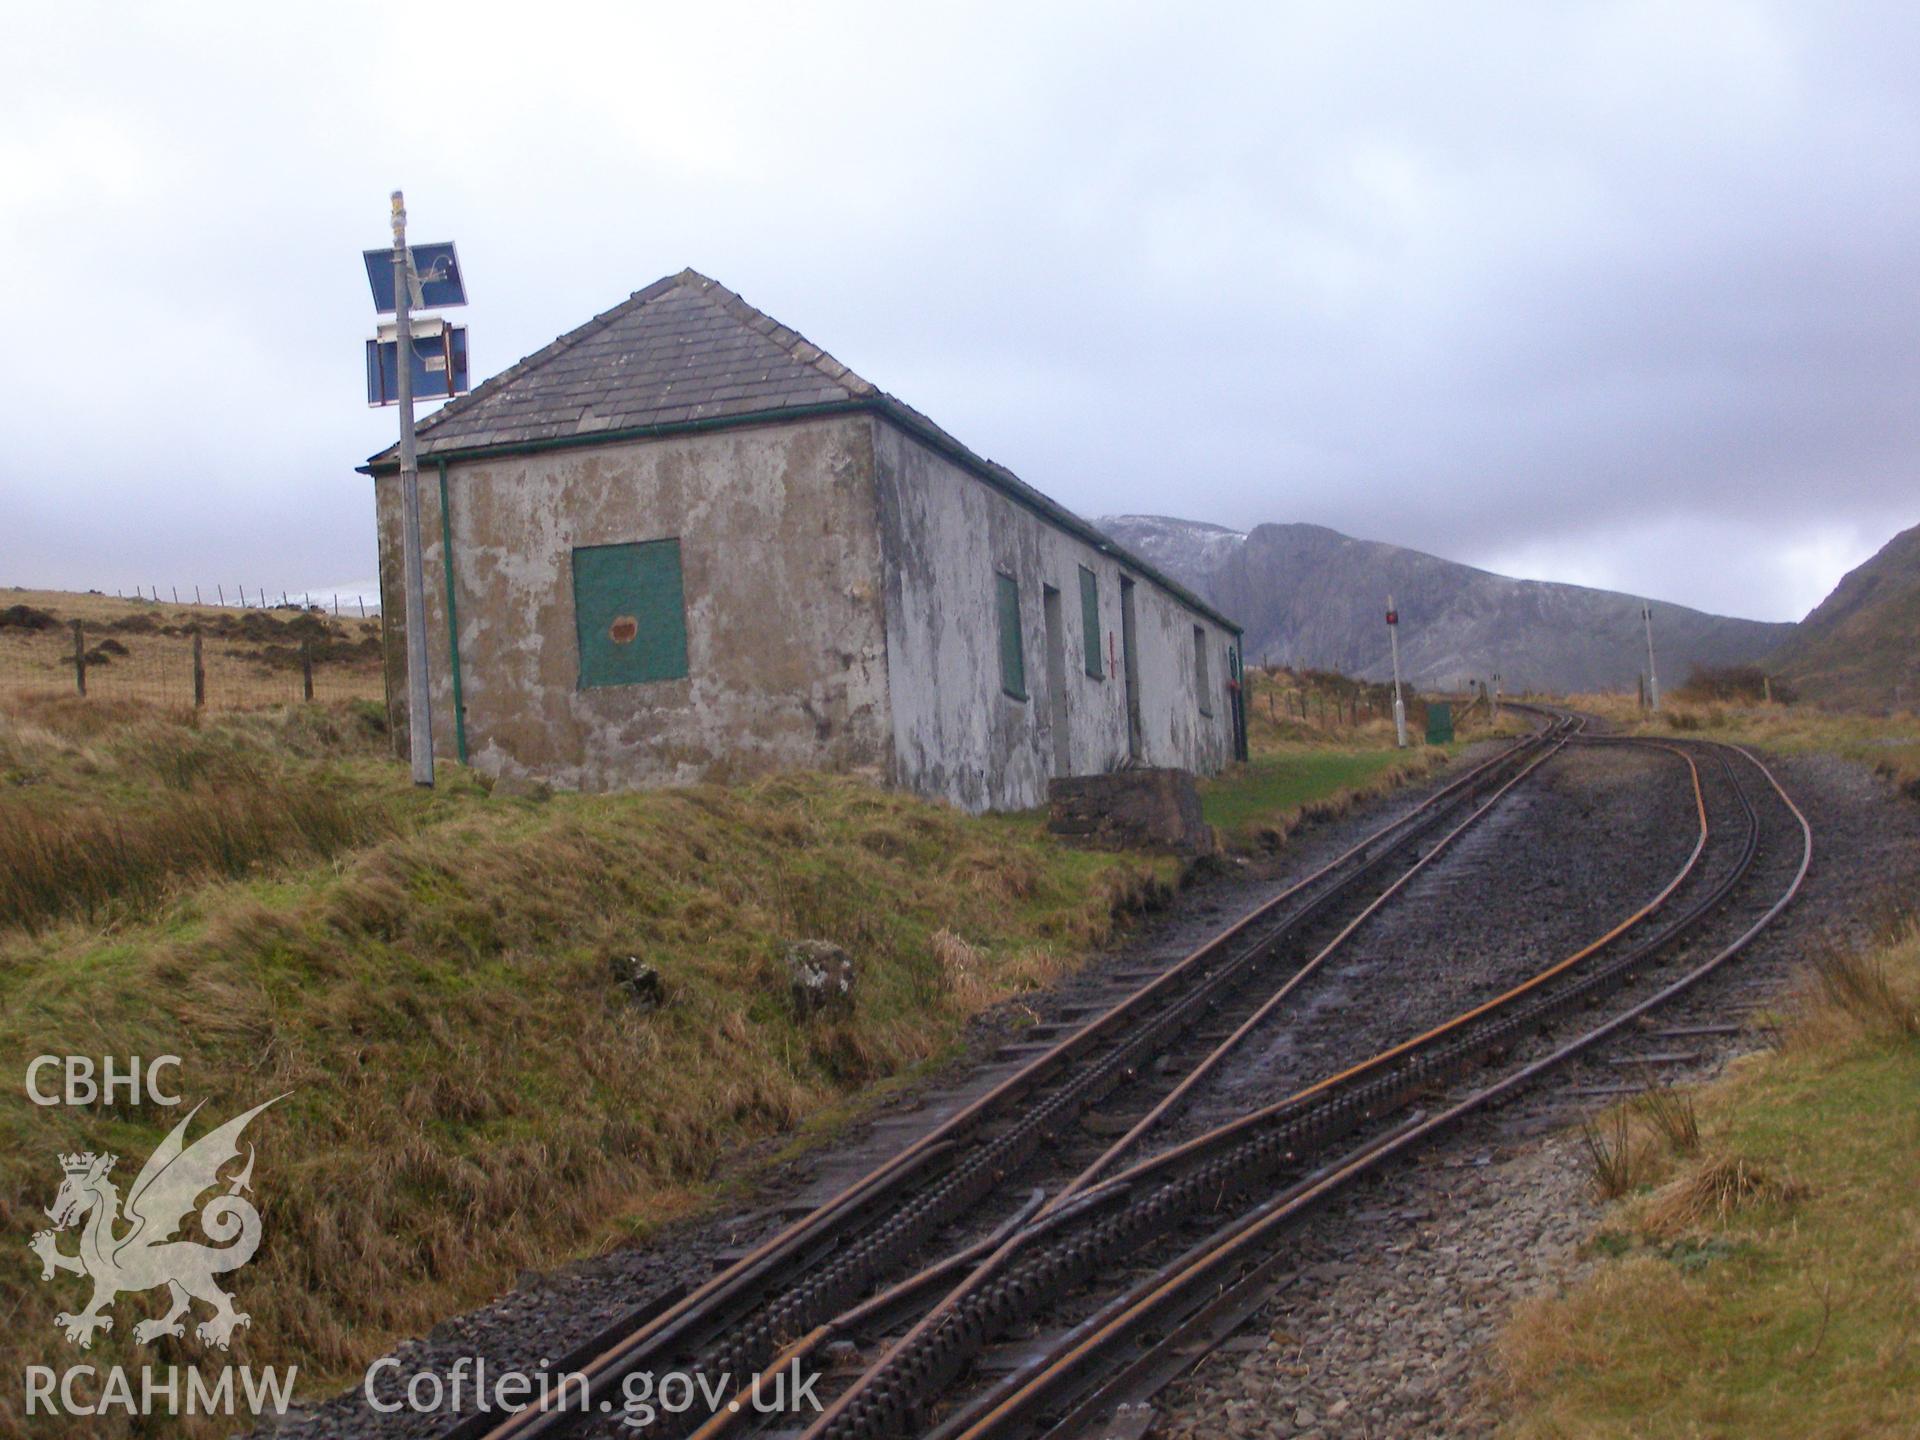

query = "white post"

[393,190,435,786]
[1388,595,1407,748]
[1642,602,1660,714]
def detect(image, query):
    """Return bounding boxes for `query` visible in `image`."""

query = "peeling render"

[872,418,1237,812]
[375,408,1237,808]
[374,414,893,792]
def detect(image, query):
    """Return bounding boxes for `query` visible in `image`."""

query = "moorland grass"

[1566,690,1920,795]
[0,681,1481,1437]
[1494,917,1920,1438]
[0,697,1180,1437]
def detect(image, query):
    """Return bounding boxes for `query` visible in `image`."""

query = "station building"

[363,270,1245,812]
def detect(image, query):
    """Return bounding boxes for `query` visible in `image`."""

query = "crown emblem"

[59,1152,112,1175]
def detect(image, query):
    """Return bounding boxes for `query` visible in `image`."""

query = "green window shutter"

[996,572,1027,700]
[1078,565,1103,678]
[1194,626,1213,716]
[572,539,690,688]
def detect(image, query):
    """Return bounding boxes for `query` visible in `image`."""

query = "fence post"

[71,621,86,696]
[192,631,206,708]
[301,640,314,702]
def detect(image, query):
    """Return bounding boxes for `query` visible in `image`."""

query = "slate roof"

[385,269,871,456]
[366,269,1239,633]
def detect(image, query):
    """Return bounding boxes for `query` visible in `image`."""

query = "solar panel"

[362,241,468,313]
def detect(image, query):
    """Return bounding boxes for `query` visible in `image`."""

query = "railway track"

[800,738,1810,1440]
[463,713,1572,1440]
[456,720,1810,1440]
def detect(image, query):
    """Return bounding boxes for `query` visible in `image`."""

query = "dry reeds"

[1806,943,1920,1043]
[1635,1081,1702,1155]
[1643,1156,1805,1236]
[1580,1107,1643,1199]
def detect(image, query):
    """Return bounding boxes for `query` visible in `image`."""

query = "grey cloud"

[2,1,1915,625]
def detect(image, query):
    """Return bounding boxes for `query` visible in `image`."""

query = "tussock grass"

[1801,936,1920,1044]
[1632,1081,1701,1156]
[1641,1155,1804,1237]
[0,696,398,933]
[0,784,390,933]
[0,701,1177,1439]
[1578,1108,1646,1200]
[1493,918,1920,1437]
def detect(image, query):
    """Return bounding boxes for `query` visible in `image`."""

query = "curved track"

[468,717,1574,1440]
[462,719,1811,1440]
[880,740,1809,1440]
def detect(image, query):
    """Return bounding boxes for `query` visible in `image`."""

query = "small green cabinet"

[572,539,689,688]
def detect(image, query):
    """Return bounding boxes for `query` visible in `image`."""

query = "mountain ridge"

[1766,521,1920,709]
[1100,514,1792,693]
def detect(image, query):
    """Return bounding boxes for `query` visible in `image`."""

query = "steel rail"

[474,720,1569,1440]
[797,734,1710,1440]
[1082,737,1714,1198]
[789,722,1596,1440]
[1051,719,1611,1200]
[949,739,1809,1440]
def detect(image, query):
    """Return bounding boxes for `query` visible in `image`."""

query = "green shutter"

[1195,626,1213,716]
[996,572,1027,700]
[573,539,690,688]
[1078,565,1103,678]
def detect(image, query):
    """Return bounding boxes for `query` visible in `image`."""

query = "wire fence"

[104,584,378,618]
[1,594,386,713]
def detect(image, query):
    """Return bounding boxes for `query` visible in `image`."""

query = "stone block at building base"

[1046,769,1215,855]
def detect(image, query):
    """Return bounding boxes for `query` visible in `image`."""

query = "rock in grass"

[782,940,856,1020]
[609,955,665,1012]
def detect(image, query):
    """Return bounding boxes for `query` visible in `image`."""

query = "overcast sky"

[5,1,1915,621]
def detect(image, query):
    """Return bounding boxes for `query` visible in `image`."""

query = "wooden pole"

[71,621,86,696]
[301,640,314,702]
[192,631,205,708]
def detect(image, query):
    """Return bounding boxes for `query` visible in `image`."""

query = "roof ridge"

[405,273,682,446]
[674,269,877,398]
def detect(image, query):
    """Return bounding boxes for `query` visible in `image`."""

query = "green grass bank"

[1494,920,1920,1438]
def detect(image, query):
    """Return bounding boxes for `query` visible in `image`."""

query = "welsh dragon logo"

[29,1096,284,1350]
